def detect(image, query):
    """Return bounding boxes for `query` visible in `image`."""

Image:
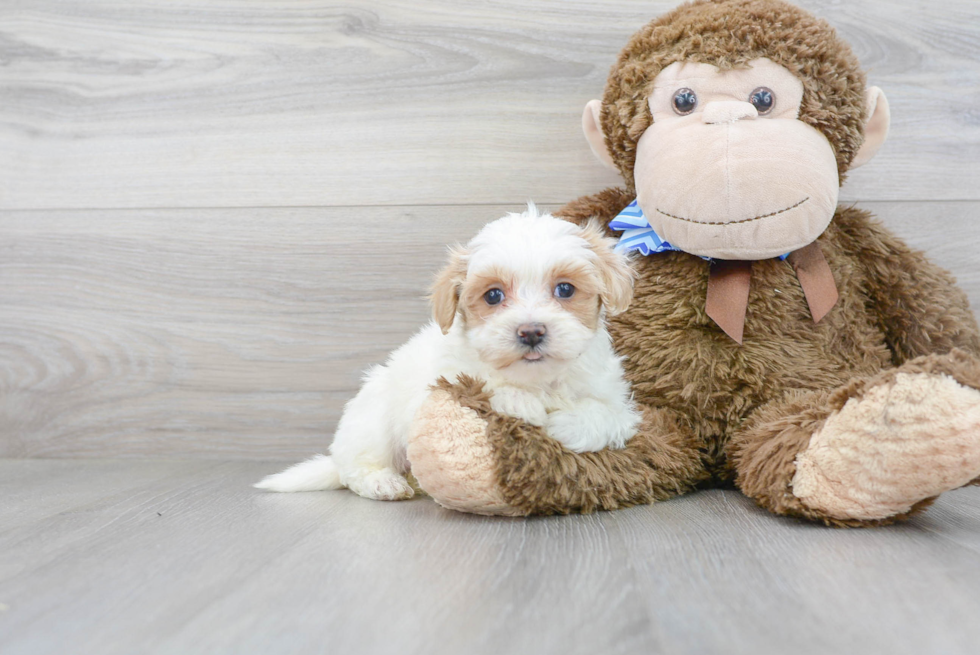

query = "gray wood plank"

[0,459,658,655]
[0,460,225,581]
[0,1,978,210]
[0,204,529,458]
[160,499,658,655]
[1,201,977,459]
[916,488,980,556]
[3,459,980,655]
[612,488,980,655]
[0,458,216,531]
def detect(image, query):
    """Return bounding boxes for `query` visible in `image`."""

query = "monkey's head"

[583,0,889,260]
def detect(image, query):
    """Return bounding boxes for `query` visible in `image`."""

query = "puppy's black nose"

[517,323,547,347]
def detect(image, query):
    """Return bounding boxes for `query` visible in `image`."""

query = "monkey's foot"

[792,371,980,521]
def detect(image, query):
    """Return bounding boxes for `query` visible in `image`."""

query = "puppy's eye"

[554,283,575,299]
[672,88,698,115]
[483,288,504,306]
[749,87,775,115]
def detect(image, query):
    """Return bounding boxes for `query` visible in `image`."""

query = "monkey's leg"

[408,376,708,516]
[729,350,980,527]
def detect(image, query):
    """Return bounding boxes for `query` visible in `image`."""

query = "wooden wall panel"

[1,201,976,459]
[1,0,978,458]
[0,205,515,457]
[0,0,978,210]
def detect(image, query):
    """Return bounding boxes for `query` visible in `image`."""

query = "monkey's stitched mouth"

[656,196,809,226]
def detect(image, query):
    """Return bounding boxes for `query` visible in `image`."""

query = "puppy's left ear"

[578,219,635,315]
[430,245,468,334]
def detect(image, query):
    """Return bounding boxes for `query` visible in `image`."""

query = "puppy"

[256,204,640,501]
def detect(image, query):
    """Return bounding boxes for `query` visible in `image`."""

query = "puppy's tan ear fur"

[430,246,468,334]
[578,219,635,315]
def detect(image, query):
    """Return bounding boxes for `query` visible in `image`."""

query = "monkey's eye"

[749,87,775,115]
[483,288,504,306]
[672,88,698,115]
[554,283,575,299]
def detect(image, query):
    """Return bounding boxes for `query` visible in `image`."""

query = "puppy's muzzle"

[517,323,547,348]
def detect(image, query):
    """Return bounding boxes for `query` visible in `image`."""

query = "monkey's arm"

[554,186,635,233]
[834,206,980,363]
[407,376,707,516]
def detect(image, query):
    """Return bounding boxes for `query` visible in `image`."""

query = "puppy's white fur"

[256,205,640,500]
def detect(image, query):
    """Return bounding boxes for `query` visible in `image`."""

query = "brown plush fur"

[413,0,980,525]
[602,0,867,185]
[428,191,980,523]
[436,375,709,515]
[557,191,980,521]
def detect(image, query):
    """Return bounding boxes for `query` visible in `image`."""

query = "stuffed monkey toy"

[406,0,980,526]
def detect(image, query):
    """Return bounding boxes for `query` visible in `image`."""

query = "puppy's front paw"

[546,409,616,453]
[345,468,415,501]
[489,387,548,426]
[544,397,640,453]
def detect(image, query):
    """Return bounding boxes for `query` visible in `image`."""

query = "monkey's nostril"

[517,323,547,347]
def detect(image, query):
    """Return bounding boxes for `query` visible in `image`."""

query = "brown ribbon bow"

[704,241,838,343]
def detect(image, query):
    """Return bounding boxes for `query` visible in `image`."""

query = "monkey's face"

[584,57,889,261]
[634,58,837,260]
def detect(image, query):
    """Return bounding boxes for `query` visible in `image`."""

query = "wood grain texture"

[612,489,980,655]
[0,0,978,210]
[1,201,977,459]
[3,459,980,655]
[0,459,658,655]
[0,204,526,458]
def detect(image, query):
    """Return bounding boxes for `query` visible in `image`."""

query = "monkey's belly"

[610,252,892,446]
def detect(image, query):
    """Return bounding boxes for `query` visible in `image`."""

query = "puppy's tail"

[254,454,342,492]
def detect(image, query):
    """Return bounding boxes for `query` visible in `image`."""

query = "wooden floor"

[3,1,980,653]
[1,459,980,655]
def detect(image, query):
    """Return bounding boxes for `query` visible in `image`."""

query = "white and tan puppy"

[256,205,640,501]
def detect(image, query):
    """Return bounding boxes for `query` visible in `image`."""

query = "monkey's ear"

[430,246,468,334]
[851,87,890,169]
[582,99,618,172]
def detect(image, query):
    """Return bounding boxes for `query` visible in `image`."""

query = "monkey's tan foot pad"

[792,372,980,521]
[408,382,523,516]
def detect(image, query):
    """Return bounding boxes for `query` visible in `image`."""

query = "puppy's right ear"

[430,246,468,334]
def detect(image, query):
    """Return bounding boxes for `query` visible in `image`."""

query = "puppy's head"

[431,204,634,378]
